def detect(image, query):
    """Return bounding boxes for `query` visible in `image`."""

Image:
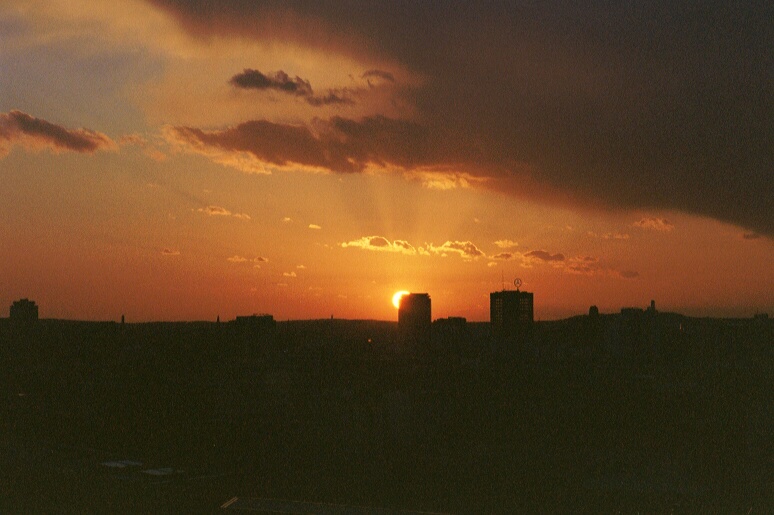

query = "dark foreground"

[1,315,771,512]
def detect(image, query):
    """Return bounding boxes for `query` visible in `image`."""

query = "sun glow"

[392,290,409,309]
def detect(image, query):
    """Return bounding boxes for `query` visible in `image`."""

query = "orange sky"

[0,1,771,321]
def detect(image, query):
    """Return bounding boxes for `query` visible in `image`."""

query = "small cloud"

[587,231,630,240]
[198,205,250,220]
[619,270,640,279]
[161,248,180,256]
[0,110,116,157]
[253,256,268,263]
[308,224,322,230]
[230,69,313,96]
[282,217,292,223]
[230,69,355,107]
[742,232,762,240]
[404,170,488,190]
[494,239,518,249]
[199,205,232,216]
[296,265,306,269]
[524,250,565,262]
[633,217,674,232]
[283,271,297,278]
[227,255,248,263]
[361,69,395,83]
[492,252,514,260]
[428,241,486,259]
[341,235,418,255]
[487,261,499,267]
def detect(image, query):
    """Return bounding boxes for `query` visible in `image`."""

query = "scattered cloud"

[341,235,418,255]
[487,261,500,267]
[492,252,514,260]
[308,224,322,229]
[427,241,485,259]
[0,110,115,157]
[227,255,248,263]
[361,69,395,83]
[161,248,180,256]
[230,68,354,107]
[633,217,674,232]
[587,231,630,240]
[199,205,231,216]
[494,239,518,249]
[283,271,297,278]
[198,205,250,220]
[403,170,489,190]
[524,250,565,262]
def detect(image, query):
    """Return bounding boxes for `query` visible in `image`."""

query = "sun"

[392,290,410,309]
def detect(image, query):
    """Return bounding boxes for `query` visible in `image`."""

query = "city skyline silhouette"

[0,1,771,512]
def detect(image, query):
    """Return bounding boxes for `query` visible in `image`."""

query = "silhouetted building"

[10,298,38,325]
[398,293,431,348]
[490,289,533,342]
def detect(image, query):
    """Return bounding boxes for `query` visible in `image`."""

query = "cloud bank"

[145,1,773,236]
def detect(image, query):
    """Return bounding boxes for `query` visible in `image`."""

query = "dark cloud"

[619,270,640,279]
[148,1,773,236]
[305,90,355,106]
[230,69,312,96]
[361,69,395,82]
[742,232,762,240]
[230,69,354,106]
[166,115,440,173]
[525,250,565,262]
[0,110,115,155]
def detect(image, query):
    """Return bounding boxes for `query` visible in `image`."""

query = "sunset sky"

[1,1,771,321]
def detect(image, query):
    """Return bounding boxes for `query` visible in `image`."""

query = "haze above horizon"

[1,1,771,322]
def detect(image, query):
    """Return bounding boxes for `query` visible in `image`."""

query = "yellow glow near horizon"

[392,290,410,309]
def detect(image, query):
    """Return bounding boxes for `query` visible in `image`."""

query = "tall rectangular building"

[490,290,533,341]
[398,293,431,347]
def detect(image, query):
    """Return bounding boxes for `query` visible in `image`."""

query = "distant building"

[10,298,38,325]
[490,289,533,342]
[234,314,276,336]
[398,293,431,347]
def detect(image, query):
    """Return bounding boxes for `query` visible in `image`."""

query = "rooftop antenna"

[514,278,522,292]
